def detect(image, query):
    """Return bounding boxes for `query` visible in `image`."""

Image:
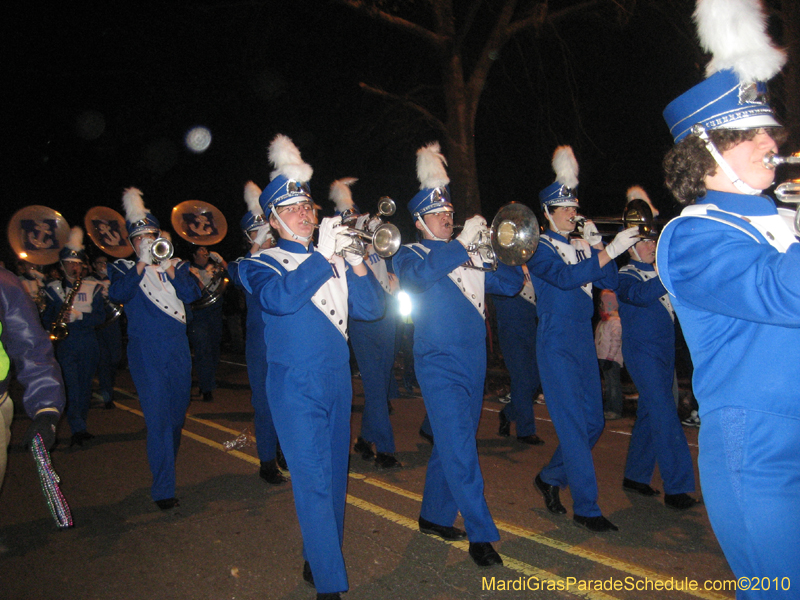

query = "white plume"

[695,0,785,81]
[416,142,449,190]
[122,187,149,223]
[244,181,264,216]
[65,226,84,251]
[552,146,579,189]
[268,134,313,183]
[329,177,358,213]
[626,185,659,217]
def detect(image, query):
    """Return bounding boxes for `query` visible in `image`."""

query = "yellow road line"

[111,390,726,600]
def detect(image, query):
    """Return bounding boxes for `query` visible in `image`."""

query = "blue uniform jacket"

[657,190,800,419]
[616,261,674,356]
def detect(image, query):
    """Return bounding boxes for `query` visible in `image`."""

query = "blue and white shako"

[408,185,453,220]
[259,174,313,217]
[125,212,160,239]
[240,210,267,234]
[59,244,87,263]
[539,180,579,213]
[663,68,780,143]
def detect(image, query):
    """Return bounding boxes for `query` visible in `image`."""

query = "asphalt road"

[0,353,738,600]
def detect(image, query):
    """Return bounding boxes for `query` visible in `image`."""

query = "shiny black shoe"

[623,478,660,496]
[302,560,315,588]
[418,428,434,445]
[375,453,402,469]
[418,516,467,541]
[354,437,375,460]
[534,474,566,514]
[664,493,701,510]
[202,391,213,402]
[517,434,545,446]
[573,514,619,532]
[498,410,511,437]
[103,401,116,410]
[70,431,95,447]
[275,444,288,471]
[259,459,287,485]
[468,542,503,567]
[155,497,180,510]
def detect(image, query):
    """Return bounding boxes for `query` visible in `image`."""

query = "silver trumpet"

[763,152,800,169]
[150,237,174,263]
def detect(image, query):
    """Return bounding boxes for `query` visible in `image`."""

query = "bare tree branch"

[332,0,447,50]
[358,81,447,134]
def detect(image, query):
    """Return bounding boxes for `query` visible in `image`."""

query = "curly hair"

[663,127,786,205]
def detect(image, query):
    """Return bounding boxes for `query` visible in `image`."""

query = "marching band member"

[236,135,383,600]
[226,181,286,485]
[616,219,697,510]
[656,0,799,589]
[16,260,46,311]
[87,254,123,409]
[492,265,544,445]
[528,146,638,532]
[187,245,228,402]
[330,178,402,470]
[41,227,105,447]
[392,142,522,567]
[108,188,201,510]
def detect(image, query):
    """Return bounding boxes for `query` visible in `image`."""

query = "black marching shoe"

[622,478,661,496]
[259,459,287,485]
[103,401,116,410]
[498,411,511,437]
[155,497,180,510]
[275,443,288,471]
[517,434,545,446]
[70,431,95,447]
[418,516,467,541]
[469,542,503,567]
[354,437,375,460]
[664,493,701,510]
[418,428,434,445]
[534,474,566,514]
[202,391,213,402]
[302,560,315,588]
[573,514,619,532]
[375,452,402,469]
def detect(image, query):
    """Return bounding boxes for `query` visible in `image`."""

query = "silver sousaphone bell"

[460,202,540,271]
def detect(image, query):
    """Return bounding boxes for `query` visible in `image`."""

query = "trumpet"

[149,237,174,263]
[763,152,800,169]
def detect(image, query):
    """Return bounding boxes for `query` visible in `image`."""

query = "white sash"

[680,204,798,253]
[364,249,399,296]
[48,279,100,317]
[409,243,486,318]
[520,265,536,306]
[138,259,187,324]
[620,264,674,322]
[265,248,350,339]
[541,234,593,298]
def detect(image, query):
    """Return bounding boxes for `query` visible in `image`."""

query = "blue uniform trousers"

[188,302,223,394]
[128,334,192,501]
[57,331,99,434]
[623,349,694,494]
[416,338,499,542]
[246,338,279,463]
[699,408,800,599]
[350,313,397,453]
[95,321,122,404]
[267,363,351,594]
[494,297,540,437]
[537,313,605,517]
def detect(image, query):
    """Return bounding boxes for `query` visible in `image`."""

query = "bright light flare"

[185,126,212,153]
[397,290,412,316]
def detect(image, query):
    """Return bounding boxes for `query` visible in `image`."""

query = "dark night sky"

[1,0,752,265]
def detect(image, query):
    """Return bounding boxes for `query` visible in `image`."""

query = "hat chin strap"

[544,206,573,237]
[415,214,450,242]
[272,211,312,243]
[694,125,762,196]
[631,245,643,262]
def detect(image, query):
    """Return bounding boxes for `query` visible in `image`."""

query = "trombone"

[569,199,658,239]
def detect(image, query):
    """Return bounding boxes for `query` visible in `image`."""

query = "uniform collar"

[544,229,570,243]
[277,238,314,254]
[698,190,777,216]
[629,259,655,271]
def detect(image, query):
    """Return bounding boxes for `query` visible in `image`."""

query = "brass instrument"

[457,202,540,271]
[7,205,71,266]
[49,276,82,343]
[569,198,658,239]
[763,152,800,169]
[150,237,174,263]
[84,206,131,329]
[303,197,403,259]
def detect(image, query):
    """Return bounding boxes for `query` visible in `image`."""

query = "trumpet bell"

[84,206,133,258]
[171,200,228,246]
[623,199,656,238]
[372,223,402,258]
[376,197,396,218]
[490,202,540,266]
[7,205,71,266]
[151,237,174,262]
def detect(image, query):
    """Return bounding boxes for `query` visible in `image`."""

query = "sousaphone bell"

[7,205,71,266]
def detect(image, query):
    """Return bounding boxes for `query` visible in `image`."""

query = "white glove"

[252,225,273,247]
[367,216,382,233]
[138,238,154,265]
[317,216,343,260]
[354,214,371,231]
[581,220,602,246]
[67,308,83,323]
[605,227,640,259]
[344,247,364,267]
[334,226,356,256]
[209,251,223,264]
[156,259,173,273]
[456,215,487,248]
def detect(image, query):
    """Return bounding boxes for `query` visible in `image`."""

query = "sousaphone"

[84,206,132,328]
[172,200,229,309]
[7,205,71,266]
